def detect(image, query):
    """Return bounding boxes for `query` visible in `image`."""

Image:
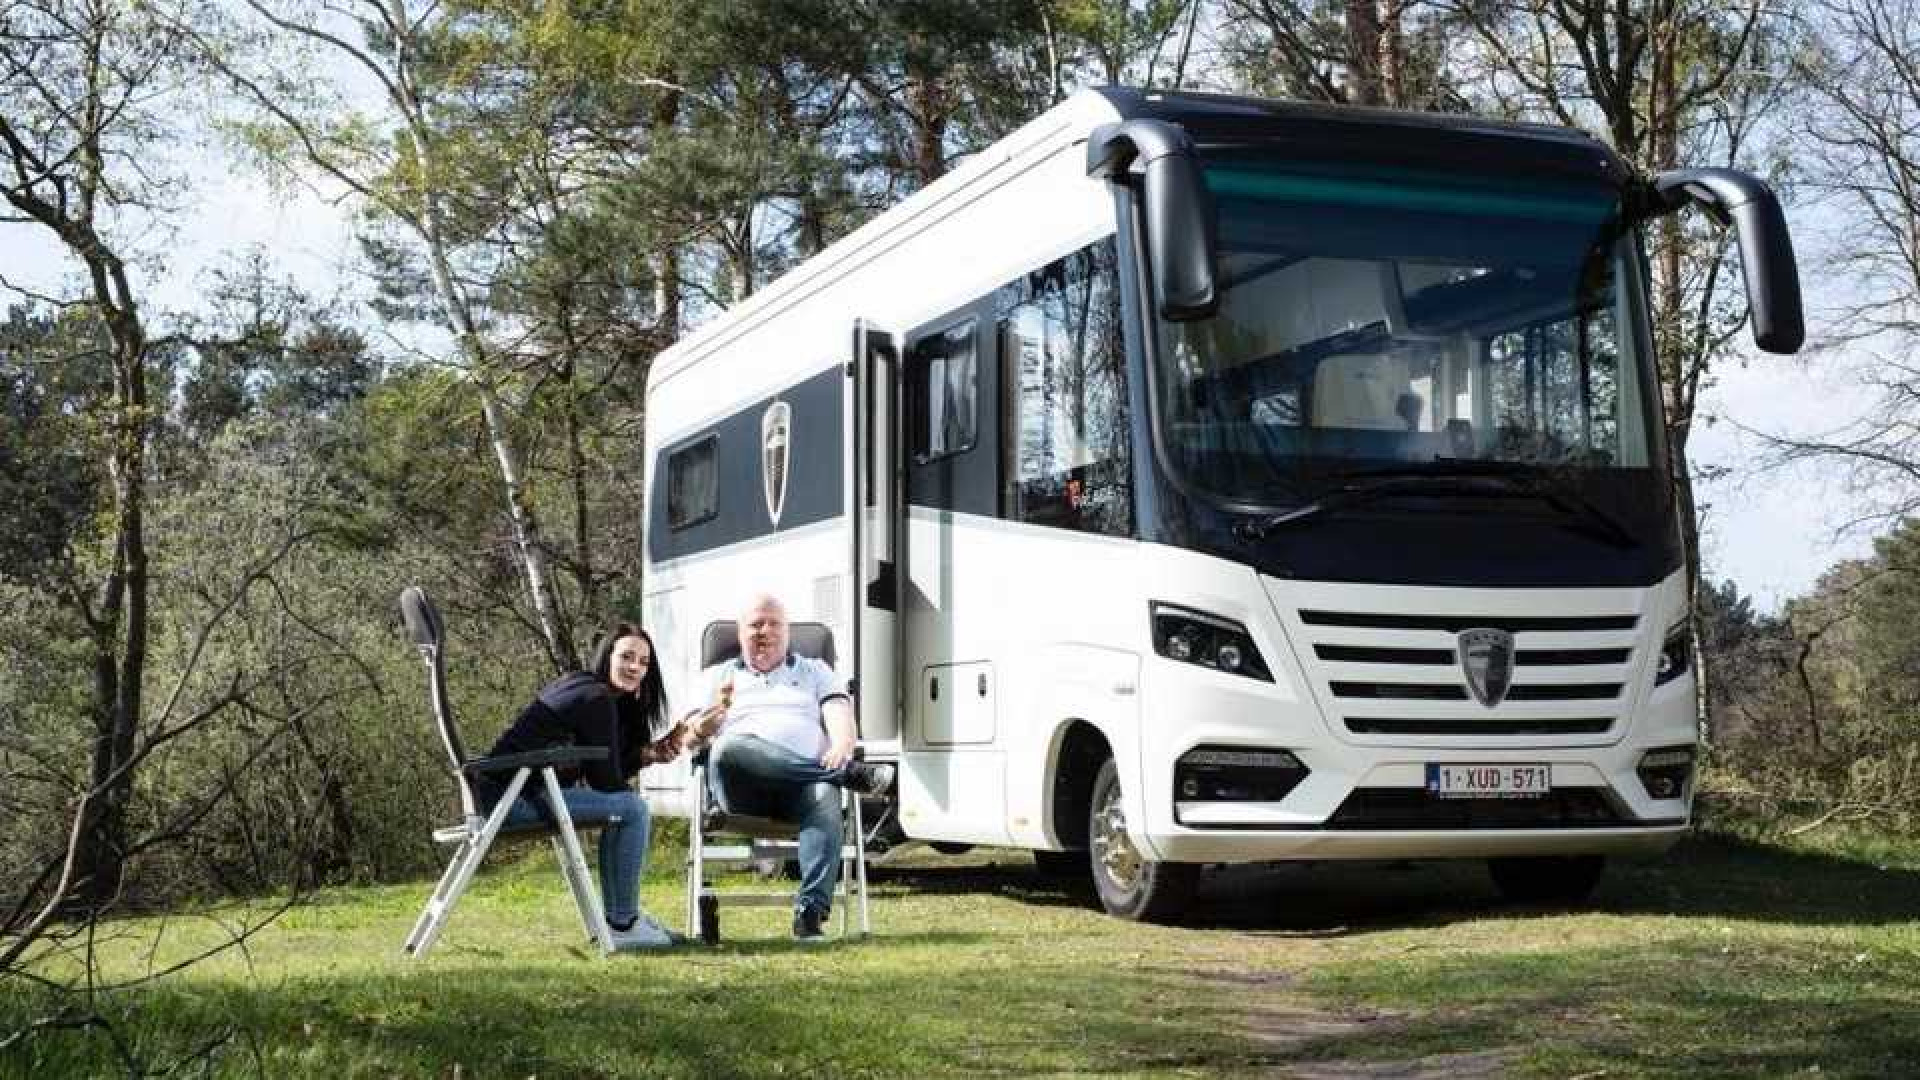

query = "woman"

[479,622,688,950]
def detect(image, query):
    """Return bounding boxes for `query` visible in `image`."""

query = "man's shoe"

[792,907,829,943]
[845,761,895,797]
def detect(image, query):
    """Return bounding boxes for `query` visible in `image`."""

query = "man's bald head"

[738,593,790,672]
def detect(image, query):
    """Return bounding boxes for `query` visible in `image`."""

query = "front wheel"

[1088,758,1197,922]
[1487,854,1605,906]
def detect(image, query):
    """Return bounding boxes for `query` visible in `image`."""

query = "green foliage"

[0,307,105,584]
[1703,523,1920,837]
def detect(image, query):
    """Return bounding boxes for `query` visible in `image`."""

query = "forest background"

[5,0,1920,1055]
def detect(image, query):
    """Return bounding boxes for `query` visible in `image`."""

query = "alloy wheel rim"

[1091,779,1142,891]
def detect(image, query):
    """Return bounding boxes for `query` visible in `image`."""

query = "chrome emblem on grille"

[761,401,792,527]
[1458,627,1515,708]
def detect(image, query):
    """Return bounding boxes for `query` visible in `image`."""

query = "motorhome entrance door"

[849,321,902,747]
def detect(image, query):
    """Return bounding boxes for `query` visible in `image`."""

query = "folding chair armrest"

[464,746,609,776]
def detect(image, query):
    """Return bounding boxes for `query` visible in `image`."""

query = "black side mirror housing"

[1088,119,1219,321]
[1651,168,1805,354]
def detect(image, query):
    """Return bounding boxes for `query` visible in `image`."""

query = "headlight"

[1150,603,1273,682]
[1655,621,1691,686]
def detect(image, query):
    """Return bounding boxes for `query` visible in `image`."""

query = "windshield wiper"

[1402,460,1640,549]
[1234,461,1640,549]
[1233,475,1482,540]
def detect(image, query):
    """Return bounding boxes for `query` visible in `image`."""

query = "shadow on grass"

[869,860,1093,909]
[432,929,989,964]
[873,832,1920,934]
[4,958,1286,1079]
[1601,831,1920,925]
[1289,937,1920,1079]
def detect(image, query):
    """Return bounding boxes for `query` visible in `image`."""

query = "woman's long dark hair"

[590,622,668,739]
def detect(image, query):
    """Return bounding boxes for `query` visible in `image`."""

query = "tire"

[1087,758,1197,922]
[1487,854,1605,906]
[928,841,975,856]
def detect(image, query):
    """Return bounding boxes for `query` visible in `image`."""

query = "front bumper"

[1146,823,1687,863]
[1130,619,1698,865]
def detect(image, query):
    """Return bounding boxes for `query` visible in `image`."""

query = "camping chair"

[685,619,871,943]
[398,585,620,958]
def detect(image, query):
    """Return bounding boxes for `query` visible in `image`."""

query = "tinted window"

[1486,308,1621,464]
[1000,240,1131,536]
[667,435,718,529]
[1156,155,1655,506]
[909,320,977,462]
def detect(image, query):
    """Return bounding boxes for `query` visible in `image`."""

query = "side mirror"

[1088,120,1219,321]
[1651,168,1804,354]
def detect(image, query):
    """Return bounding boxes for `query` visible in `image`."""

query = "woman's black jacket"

[476,671,656,811]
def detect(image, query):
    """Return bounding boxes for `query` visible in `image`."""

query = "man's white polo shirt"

[698,653,850,760]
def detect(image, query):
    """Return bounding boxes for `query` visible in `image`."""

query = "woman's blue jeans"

[707,734,845,918]
[503,785,651,926]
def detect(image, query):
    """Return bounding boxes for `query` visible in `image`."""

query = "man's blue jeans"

[708,734,846,918]
[503,785,651,927]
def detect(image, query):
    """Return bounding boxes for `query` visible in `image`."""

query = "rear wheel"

[928,841,975,856]
[1487,854,1605,905]
[1088,758,1197,922]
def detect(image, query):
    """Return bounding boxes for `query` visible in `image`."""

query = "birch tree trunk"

[385,0,576,670]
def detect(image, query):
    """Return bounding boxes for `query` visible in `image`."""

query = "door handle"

[977,673,988,697]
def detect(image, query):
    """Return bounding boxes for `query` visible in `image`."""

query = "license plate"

[1426,763,1552,799]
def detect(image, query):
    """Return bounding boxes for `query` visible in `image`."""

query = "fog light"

[1216,642,1243,671]
[1173,745,1309,824]
[1637,746,1694,800]
[1167,633,1194,662]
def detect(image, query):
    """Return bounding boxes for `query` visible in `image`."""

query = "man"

[689,593,894,941]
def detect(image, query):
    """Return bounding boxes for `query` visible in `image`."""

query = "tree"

[1218,0,1461,108]
[1763,1,1920,531]
[200,0,589,671]
[0,0,209,912]
[1695,575,1793,743]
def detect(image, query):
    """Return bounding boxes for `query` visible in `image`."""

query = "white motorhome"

[640,87,1803,920]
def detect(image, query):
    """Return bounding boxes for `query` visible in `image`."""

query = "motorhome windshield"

[1154,154,1660,511]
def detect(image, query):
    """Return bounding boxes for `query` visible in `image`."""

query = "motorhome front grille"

[1314,645,1631,667]
[1327,681,1622,701]
[1343,717,1614,736]
[1297,607,1641,741]
[1313,638,1628,664]
[1298,611,1639,633]
[1326,787,1623,829]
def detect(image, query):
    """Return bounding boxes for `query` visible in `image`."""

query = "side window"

[908,319,978,462]
[1000,240,1131,536]
[666,435,718,529]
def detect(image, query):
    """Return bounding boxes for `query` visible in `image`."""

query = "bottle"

[698,886,719,946]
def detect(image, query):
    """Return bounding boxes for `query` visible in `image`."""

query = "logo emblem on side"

[762,401,792,527]
[1458,627,1515,708]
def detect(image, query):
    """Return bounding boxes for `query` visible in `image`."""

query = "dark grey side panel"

[648,365,844,562]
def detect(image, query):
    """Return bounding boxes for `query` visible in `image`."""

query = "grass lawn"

[5,826,1919,1078]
